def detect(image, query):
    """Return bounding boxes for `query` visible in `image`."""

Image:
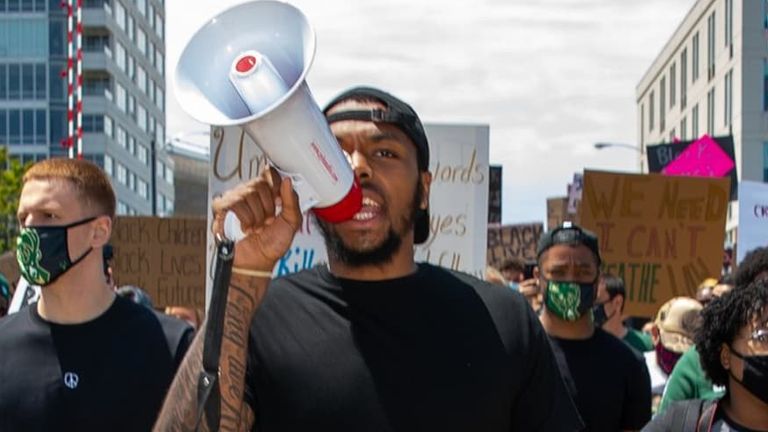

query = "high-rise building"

[636,0,766,246]
[0,0,173,216]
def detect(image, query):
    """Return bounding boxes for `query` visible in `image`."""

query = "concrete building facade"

[636,0,768,245]
[0,0,174,216]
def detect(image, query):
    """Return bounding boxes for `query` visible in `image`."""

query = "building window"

[164,164,173,185]
[115,42,126,72]
[764,142,768,182]
[649,91,655,131]
[104,154,113,176]
[104,115,113,138]
[138,143,148,165]
[116,163,127,185]
[707,12,715,81]
[114,1,126,31]
[155,46,163,76]
[137,104,147,132]
[116,125,126,148]
[137,0,146,16]
[156,85,164,110]
[128,170,135,191]
[764,59,768,111]
[692,104,699,138]
[725,69,732,127]
[138,178,147,199]
[707,87,715,135]
[137,27,146,56]
[680,117,687,141]
[137,64,146,94]
[0,18,49,58]
[726,0,733,50]
[670,63,676,108]
[82,114,104,132]
[7,64,19,100]
[693,32,700,82]
[127,15,134,42]
[115,82,126,112]
[117,201,127,215]
[660,77,666,132]
[155,12,163,39]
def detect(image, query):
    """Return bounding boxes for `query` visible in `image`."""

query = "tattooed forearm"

[154,274,268,432]
[154,327,207,432]
[219,279,262,431]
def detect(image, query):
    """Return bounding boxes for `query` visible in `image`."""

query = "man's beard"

[317,181,423,268]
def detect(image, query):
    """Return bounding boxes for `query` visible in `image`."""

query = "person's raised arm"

[153,168,302,432]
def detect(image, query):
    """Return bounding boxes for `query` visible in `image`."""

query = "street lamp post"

[593,142,645,173]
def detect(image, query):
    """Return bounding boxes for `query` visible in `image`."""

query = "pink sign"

[662,135,735,177]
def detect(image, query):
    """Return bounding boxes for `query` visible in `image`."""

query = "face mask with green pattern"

[543,279,596,321]
[16,217,96,287]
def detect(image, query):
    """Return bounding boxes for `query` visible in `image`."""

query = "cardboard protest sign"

[111,216,207,308]
[646,135,737,198]
[579,170,729,318]
[486,223,544,268]
[737,181,768,264]
[208,123,490,303]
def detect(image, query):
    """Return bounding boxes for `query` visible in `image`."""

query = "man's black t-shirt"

[244,263,584,431]
[550,328,652,431]
[0,296,194,432]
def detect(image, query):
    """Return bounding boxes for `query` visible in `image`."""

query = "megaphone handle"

[271,168,319,212]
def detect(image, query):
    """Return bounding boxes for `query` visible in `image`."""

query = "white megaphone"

[174,0,361,241]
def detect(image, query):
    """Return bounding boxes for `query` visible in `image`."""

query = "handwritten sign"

[486,223,543,268]
[737,181,768,264]
[647,135,737,199]
[111,216,207,308]
[579,170,729,318]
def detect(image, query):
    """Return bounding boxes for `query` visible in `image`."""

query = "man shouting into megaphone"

[154,87,583,432]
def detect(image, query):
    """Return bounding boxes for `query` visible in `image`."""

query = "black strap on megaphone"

[195,237,234,431]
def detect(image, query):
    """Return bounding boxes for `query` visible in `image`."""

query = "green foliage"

[0,147,31,253]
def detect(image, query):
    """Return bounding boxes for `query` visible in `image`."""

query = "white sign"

[206,122,490,302]
[737,181,768,264]
[567,173,583,215]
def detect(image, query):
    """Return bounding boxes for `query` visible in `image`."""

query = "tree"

[0,147,31,253]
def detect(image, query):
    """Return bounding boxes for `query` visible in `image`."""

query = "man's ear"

[91,216,112,248]
[651,326,661,346]
[419,171,432,210]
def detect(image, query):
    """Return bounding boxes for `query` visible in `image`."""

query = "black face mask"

[592,302,616,327]
[730,347,768,405]
[16,217,96,287]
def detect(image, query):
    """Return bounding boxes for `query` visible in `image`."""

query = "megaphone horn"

[174,0,362,239]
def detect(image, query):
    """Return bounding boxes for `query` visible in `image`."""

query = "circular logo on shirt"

[63,372,79,389]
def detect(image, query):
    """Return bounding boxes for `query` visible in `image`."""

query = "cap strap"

[326,109,416,126]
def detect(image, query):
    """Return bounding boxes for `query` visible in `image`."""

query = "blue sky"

[165,0,693,224]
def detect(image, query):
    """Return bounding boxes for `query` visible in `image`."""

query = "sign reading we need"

[737,181,768,264]
[579,170,729,318]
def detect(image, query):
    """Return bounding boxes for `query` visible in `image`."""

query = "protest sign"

[486,223,544,269]
[580,170,729,318]
[567,173,583,215]
[488,165,502,225]
[646,135,737,198]
[0,251,19,289]
[208,123,490,303]
[111,216,207,308]
[737,181,768,263]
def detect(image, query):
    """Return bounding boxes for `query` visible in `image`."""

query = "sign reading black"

[646,135,737,199]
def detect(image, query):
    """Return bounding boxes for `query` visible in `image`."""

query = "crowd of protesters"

[0,86,767,432]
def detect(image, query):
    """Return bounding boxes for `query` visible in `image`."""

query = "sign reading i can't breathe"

[579,170,729,318]
[110,216,207,308]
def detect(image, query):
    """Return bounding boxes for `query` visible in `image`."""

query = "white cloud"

[165,0,693,224]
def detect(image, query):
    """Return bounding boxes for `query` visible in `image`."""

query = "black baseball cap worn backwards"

[537,222,602,265]
[323,86,431,245]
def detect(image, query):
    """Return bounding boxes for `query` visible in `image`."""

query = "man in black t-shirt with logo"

[537,222,651,431]
[0,159,192,432]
